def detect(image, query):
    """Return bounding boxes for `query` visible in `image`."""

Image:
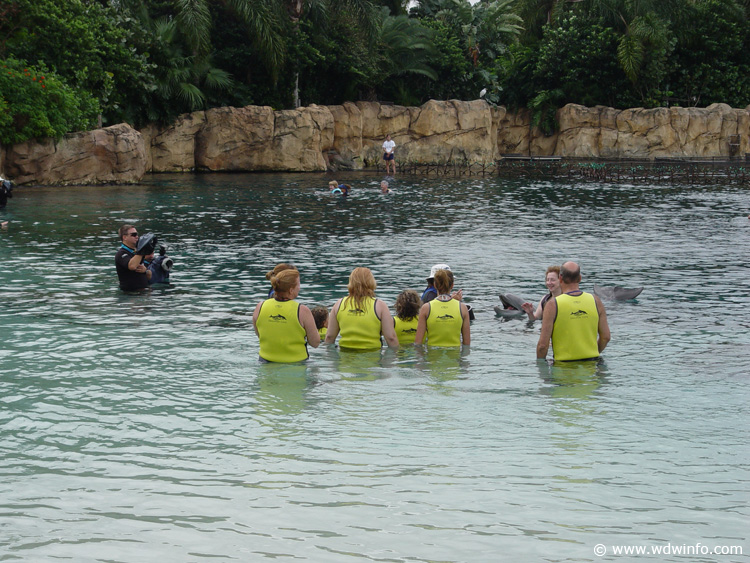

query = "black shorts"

[383,153,394,161]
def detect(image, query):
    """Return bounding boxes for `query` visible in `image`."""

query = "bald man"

[536,261,610,361]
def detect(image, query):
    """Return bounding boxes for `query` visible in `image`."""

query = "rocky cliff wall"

[2,101,749,185]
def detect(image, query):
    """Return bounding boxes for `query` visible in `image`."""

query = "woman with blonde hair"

[415,268,470,347]
[253,268,320,362]
[325,267,398,350]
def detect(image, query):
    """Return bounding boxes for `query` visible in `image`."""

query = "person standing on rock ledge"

[382,134,396,175]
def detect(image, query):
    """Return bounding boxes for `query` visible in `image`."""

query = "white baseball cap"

[427,263,451,280]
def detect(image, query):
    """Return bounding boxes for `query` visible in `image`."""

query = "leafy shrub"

[0,58,99,145]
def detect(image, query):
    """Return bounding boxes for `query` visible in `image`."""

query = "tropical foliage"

[0,58,99,144]
[0,0,747,144]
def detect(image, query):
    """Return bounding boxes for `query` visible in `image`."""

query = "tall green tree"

[1,0,154,126]
[667,0,750,107]
[580,0,678,85]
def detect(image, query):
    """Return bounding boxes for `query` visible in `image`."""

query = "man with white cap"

[421,264,465,303]
[421,264,449,303]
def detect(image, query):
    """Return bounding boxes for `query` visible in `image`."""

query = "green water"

[0,173,747,561]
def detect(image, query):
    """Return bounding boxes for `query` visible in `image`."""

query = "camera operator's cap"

[427,263,451,280]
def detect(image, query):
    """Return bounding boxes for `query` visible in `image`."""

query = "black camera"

[135,232,158,256]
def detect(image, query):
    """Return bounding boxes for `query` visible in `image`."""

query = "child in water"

[311,306,329,339]
[329,181,351,196]
[393,289,421,345]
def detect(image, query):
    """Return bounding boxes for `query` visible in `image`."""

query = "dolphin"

[494,292,529,319]
[593,284,643,301]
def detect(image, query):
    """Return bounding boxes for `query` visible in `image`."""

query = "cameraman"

[0,177,12,210]
[115,224,151,291]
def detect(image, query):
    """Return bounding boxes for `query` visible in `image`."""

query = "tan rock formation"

[142,111,206,172]
[194,106,274,171]
[3,123,145,185]
[3,100,750,186]
[552,103,750,159]
[194,105,334,172]
[401,99,495,164]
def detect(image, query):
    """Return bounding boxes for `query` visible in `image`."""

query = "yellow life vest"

[336,296,382,350]
[394,316,419,345]
[318,326,327,339]
[552,292,600,361]
[426,298,463,347]
[256,299,308,363]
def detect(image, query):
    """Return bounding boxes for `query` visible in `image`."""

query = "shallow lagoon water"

[0,173,748,562]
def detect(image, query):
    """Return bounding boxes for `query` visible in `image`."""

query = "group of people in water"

[329,179,393,196]
[251,260,611,364]
[115,222,609,364]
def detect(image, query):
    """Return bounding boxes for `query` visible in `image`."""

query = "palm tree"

[580,0,677,83]
[114,0,287,77]
[147,17,234,121]
[364,5,438,98]
[284,0,378,107]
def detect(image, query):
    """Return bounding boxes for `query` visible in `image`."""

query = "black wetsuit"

[0,183,11,209]
[115,245,149,291]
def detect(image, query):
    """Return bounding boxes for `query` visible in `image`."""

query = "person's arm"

[595,296,611,352]
[376,300,399,348]
[299,305,321,348]
[533,300,543,320]
[252,302,263,338]
[414,303,430,344]
[521,301,539,321]
[460,303,471,346]
[450,288,463,301]
[128,253,147,273]
[324,299,342,344]
[536,299,557,358]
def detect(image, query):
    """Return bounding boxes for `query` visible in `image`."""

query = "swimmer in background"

[522,265,562,321]
[329,180,351,196]
[380,180,392,194]
[311,306,329,339]
[393,289,420,345]
[266,263,296,298]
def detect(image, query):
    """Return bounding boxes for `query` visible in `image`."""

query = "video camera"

[135,232,158,256]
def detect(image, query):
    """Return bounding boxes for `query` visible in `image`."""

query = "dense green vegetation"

[0,0,748,144]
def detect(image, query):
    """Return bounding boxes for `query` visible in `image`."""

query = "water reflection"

[1,172,748,561]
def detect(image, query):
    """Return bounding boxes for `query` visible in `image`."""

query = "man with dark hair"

[115,224,151,291]
[536,261,610,361]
